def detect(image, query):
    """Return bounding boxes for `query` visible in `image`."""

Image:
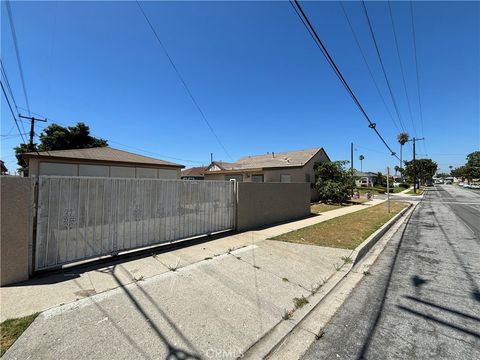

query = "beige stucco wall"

[28,158,181,179]
[1,176,33,286]
[236,182,310,231]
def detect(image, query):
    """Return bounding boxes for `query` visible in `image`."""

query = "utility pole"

[19,115,47,150]
[210,152,213,164]
[386,166,390,213]
[351,142,354,197]
[350,142,354,172]
[409,137,424,193]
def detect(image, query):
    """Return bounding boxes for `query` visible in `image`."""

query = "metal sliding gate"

[34,176,236,271]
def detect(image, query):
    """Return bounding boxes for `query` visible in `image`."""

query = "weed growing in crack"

[282,277,289,282]
[133,275,144,282]
[236,256,241,260]
[282,309,292,320]
[310,282,323,295]
[293,296,309,309]
[315,329,325,340]
[363,270,371,276]
[204,257,212,261]
[341,256,353,264]
[334,263,343,271]
[253,265,260,270]
[167,260,180,272]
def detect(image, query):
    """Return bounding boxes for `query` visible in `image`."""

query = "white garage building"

[22,147,184,179]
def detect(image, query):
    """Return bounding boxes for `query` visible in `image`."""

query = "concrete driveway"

[3,238,349,359]
[4,201,398,360]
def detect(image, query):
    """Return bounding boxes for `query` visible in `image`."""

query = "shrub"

[399,183,409,189]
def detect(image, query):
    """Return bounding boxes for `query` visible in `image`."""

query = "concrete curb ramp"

[243,203,414,359]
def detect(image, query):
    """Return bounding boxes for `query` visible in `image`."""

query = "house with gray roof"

[22,147,184,179]
[203,147,330,200]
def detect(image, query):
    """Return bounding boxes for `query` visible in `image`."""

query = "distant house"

[22,147,184,179]
[355,171,378,187]
[203,147,331,201]
[181,166,206,180]
[0,160,8,175]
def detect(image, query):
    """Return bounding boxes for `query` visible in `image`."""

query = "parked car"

[445,180,452,184]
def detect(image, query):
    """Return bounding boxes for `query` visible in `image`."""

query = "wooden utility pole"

[351,142,354,197]
[386,166,390,213]
[411,137,424,193]
[19,115,47,150]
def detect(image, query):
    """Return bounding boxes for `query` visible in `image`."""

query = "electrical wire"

[361,1,408,133]
[388,1,417,138]
[289,0,399,160]
[19,107,205,165]
[135,0,233,162]
[5,0,31,117]
[339,2,400,132]
[1,79,27,144]
[410,1,428,156]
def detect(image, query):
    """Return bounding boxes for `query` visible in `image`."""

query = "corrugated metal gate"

[34,176,236,271]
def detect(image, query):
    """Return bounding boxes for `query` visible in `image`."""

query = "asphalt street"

[303,185,480,360]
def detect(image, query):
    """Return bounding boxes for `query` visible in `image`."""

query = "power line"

[338,2,400,133]
[135,0,233,162]
[361,1,408,133]
[1,79,27,144]
[1,58,27,135]
[289,0,399,160]
[20,107,205,165]
[410,1,428,156]
[387,1,417,138]
[5,0,31,116]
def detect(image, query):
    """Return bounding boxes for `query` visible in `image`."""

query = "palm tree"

[359,155,365,172]
[397,132,410,180]
[394,165,400,176]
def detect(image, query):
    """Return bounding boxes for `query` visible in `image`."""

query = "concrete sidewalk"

[0,199,384,322]
[1,199,384,360]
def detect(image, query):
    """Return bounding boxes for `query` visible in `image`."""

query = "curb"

[242,202,415,360]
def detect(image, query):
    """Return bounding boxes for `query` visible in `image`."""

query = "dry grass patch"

[272,201,407,250]
[1,313,38,356]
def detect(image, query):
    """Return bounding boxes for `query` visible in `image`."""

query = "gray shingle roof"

[208,148,324,171]
[22,147,184,168]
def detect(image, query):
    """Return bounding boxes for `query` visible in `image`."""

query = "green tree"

[397,132,410,180]
[403,159,438,186]
[15,122,108,174]
[314,161,355,203]
[451,151,480,183]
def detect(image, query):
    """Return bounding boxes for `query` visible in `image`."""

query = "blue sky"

[1,1,479,174]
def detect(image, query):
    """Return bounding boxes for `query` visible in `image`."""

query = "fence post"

[29,176,39,276]
[230,179,238,231]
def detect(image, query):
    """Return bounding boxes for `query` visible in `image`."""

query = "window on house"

[251,174,264,183]
[280,174,291,183]
[305,173,311,183]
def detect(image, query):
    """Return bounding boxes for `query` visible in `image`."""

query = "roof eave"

[23,154,185,169]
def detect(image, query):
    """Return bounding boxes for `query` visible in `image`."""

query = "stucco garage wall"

[1,176,33,286]
[33,159,180,179]
[236,182,310,231]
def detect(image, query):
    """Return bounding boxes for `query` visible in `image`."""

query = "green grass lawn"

[1,313,38,356]
[273,201,408,250]
[405,188,424,195]
[356,186,406,194]
[311,199,369,214]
